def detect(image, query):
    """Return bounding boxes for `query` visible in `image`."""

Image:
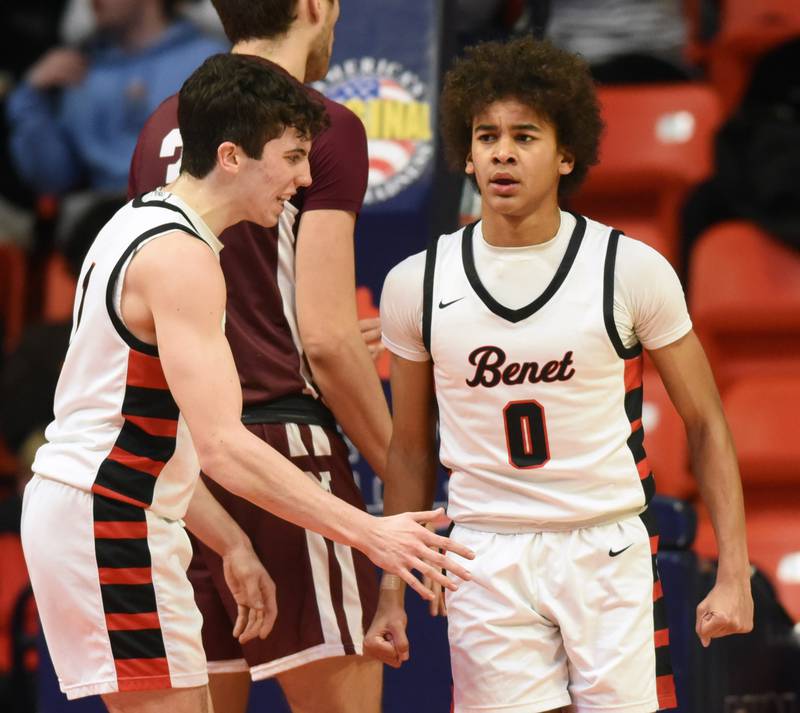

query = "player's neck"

[166,176,234,237]
[480,203,562,248]
[232,40,309,82]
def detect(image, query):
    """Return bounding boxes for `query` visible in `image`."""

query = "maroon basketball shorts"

[189,422,379,679]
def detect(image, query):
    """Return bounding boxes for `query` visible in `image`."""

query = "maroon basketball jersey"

[128,59,369,406]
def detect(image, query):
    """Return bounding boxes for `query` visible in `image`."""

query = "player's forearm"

[687,417,750,580]
[183,477,251,556]
[199,425,375,552]
[305,330,392,476]
[381,438,438,517]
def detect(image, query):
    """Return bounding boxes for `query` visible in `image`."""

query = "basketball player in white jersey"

[365,37,753,713]
[21,54,473,713]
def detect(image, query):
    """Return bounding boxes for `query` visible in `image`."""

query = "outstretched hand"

[695,574,753,647]
[365,508,473,601]
[222,544,278,645]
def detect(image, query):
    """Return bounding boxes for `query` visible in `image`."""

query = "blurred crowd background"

[0,1,799,712]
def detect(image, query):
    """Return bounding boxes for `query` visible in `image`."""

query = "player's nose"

[492,136,517,164]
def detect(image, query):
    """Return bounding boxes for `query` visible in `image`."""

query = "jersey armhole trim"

[105,222,203,357]
[603,229,643,360]
[422,232,444,356]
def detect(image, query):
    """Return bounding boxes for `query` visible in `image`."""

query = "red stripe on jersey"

[654,627,670,648]
[91,484,149,509]
[126,350,169,390]
[656,674,678,709]
[637,455,652,480]
[624,355,643,394]
[115,658,171,689]
[106,612,161,631]
[94,521,148,540]
[630,418,642,432]
[650,535,660,554]
[653,580,664,601]
[124,414,178,438]
[108,446,165,476]
[99,567,153,586]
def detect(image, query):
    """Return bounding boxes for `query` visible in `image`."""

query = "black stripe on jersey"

[94,493,147,522]
[116,419,177,463]
[105,222,202,357]
[422,232,443,355]
[75,262,96,331]
[603,230,643,359]
[627,426,646,463]
[656,643,673,677]
[132,195,198,233]
[95,459,158,506]
[108,629,167,660]
[461,213,586,324]
[122,386,179,421]
[101,583,158,614]
[641,473,656,504]
[95,538,152,569]
[625,386,644,422]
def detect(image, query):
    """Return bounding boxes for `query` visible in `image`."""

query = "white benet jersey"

[32,190,223,521]
[422,215,657,532]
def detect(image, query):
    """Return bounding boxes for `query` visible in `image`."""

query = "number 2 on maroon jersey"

[503,399,550,468]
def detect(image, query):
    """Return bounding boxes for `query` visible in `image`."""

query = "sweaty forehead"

[472,99,549,129]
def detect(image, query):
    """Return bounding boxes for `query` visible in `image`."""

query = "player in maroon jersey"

[129,2,399,712]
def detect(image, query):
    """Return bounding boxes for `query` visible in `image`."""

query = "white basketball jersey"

[32,191,222,520]
[424,215,654,532]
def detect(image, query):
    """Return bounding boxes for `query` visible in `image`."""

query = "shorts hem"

[456,692,571,713]
[206,658,250,675]
[575,698,661,713]
[249,642,363,680]
[62,671,208,700]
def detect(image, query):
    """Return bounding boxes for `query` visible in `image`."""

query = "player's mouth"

[488,173,520,196]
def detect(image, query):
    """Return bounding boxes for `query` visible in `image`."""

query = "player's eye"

[516,134,535,143]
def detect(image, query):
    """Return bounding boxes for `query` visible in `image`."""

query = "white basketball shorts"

[446,511,677,713]
[21,474,207,700]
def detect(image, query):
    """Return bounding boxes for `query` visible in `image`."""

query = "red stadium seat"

[708,0,800,112]
[42,252,76,324]
[688,222,800,389]
[641,361,695,500]
[693,375,800,621]
[570,83,721,267]
[0,244,27,353]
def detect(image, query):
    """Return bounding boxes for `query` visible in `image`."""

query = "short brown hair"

[440,36,603,196]
[178,54,328,178]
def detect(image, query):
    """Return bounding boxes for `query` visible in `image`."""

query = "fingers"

[426,531,475,561]
[358,317,382,340]
[400,568,436,601]
[697,610,731,647]
[411,507,452,530]
[232,604,247,640]
[365,634,402,668]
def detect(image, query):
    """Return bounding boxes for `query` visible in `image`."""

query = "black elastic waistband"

[241,394,336,429]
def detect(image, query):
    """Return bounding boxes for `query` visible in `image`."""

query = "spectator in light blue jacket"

[6,0,226,196]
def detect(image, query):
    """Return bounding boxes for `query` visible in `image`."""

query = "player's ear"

[305,0,323,24]
[217,142,241,175]
[558,147,575,176]
[465,152,475,176]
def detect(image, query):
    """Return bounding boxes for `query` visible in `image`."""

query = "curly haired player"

[366,36,752,713]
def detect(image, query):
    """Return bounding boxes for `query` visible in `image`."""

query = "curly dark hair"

[440,36,603,196]
[178,54,329,178]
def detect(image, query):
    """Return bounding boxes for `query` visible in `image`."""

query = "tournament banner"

[312,1,457,520]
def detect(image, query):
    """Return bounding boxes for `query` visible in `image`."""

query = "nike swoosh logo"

[438,297,465,309]
[608,544,633,557]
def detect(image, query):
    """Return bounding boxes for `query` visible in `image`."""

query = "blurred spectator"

[681,37,800,273]
[6,0,226,197]
[0,3,70,249]
[546,0,693,83]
